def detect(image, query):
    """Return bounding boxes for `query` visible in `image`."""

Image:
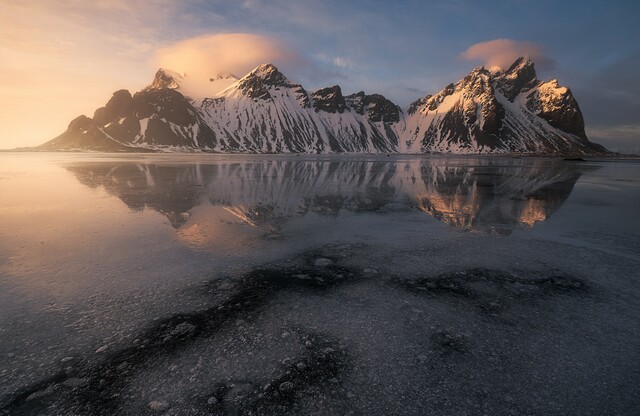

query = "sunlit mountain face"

[65,157,592,236]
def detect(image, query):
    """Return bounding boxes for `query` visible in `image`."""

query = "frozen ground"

[0,153,639,415]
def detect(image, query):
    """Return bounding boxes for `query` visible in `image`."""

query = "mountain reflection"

[65,158,591,234]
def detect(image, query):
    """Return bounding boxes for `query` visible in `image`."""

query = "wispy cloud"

[586,124,640,153]
[313,53,358,70]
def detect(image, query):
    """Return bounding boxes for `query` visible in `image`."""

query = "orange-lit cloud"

[0,1,169,149]
[155,33,306,81]
[461,39,552,70]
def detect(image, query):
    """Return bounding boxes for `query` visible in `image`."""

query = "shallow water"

[1,153,639,415]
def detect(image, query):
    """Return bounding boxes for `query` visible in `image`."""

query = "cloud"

[155,33,306,79]
[461,39,554,70]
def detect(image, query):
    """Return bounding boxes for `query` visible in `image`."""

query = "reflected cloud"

[65,157,593,237]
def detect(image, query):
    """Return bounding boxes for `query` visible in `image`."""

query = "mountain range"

[39,57,607,155]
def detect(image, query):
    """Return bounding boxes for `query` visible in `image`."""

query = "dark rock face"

[38,115,132,152]
[526,84,587,139]
[345,92,400,123]
[93,90,133,126]
[312,86,346,114]
[40,87,216,151]
[237,64,308,102]
[495,57,538,102]
[407,95,430,115]
[426,83,455,111]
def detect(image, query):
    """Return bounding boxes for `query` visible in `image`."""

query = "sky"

[1,0,639,152]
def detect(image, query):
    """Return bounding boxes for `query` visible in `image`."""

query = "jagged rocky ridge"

[39,58,607,154]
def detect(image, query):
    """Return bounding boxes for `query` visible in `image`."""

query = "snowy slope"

[196,64,398,153]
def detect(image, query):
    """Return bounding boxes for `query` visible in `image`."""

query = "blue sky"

[1,0,638,151]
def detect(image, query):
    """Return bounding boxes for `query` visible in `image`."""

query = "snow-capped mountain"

[39,58,607,155]
[400,57,603,154]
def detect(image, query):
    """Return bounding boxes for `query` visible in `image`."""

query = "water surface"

[1,153,639,415]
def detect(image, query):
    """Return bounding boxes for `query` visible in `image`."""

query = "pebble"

[61,356,74,363]
[364,268,378,275]
[279,381,295,392]
[95,345,108,354]
[207,396,219,405]
[170,322,196,337]
[26,385,55,401]
[148,400,170,411]
[314,258,334,267]
[62,377,87,388]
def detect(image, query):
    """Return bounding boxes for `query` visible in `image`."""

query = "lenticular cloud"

[461,39,553,71]
[155,33,305,83]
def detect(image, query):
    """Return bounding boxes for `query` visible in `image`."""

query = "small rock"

[26,385,55,401]
[148,400,169,411]
[294,274,311,280]
[170,322,196,337]
[364,268,378,275]
[296,362,307,370]
[95,345,108,354]
[279,381,295,393]
[61,356,74,363]
[7,353,15,358]
[62,377,87,388]
[314,258,333,267]
[207,396,219,405]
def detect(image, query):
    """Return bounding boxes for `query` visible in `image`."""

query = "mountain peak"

[252,63,278,74]
[147,68,182,91]
[244,63,289,85]
[507,56,533,71]
[230,63,297,100]
[495,56,538,101]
